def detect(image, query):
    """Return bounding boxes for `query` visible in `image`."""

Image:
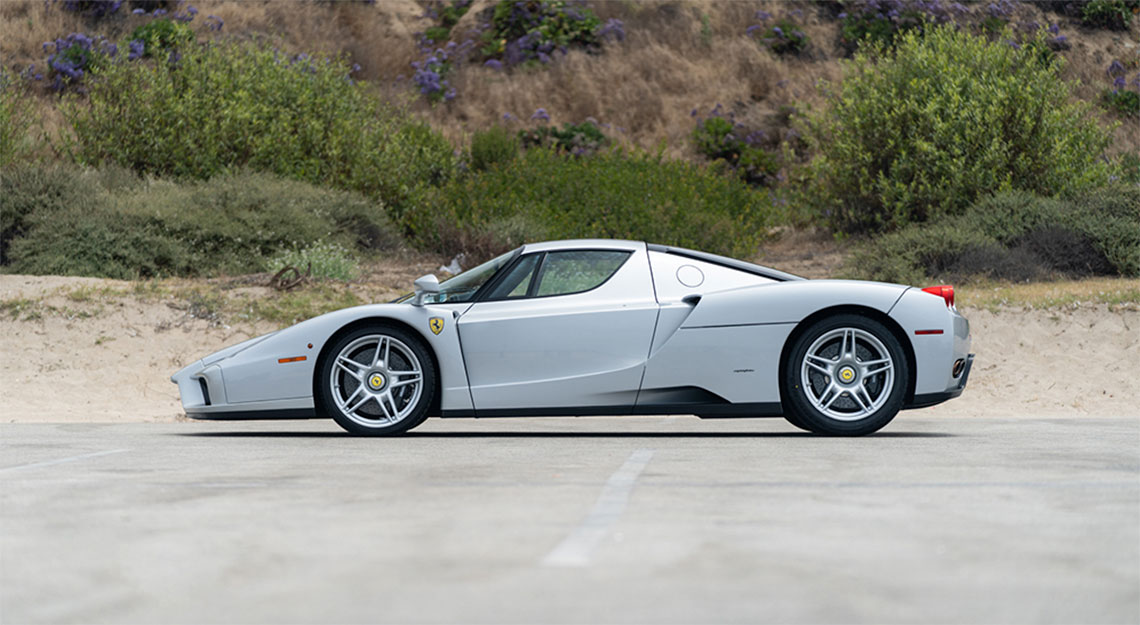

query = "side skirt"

[186,409,320,420]
[440,402,783,419]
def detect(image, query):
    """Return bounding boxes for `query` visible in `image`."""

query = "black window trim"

[646,243,805,282]
[474,248,633,303]
[483,251,545,302]
[468,247,524,303]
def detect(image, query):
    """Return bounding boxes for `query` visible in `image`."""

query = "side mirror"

[411,274,440,307]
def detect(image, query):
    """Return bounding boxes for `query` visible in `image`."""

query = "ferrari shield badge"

[429,317,444,335]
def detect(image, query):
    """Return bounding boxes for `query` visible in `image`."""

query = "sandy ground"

[0,274,1137,422]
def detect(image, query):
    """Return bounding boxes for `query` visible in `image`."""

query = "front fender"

[179,303,471,412]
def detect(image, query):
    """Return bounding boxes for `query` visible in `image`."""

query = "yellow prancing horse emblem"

[429,317,444,335]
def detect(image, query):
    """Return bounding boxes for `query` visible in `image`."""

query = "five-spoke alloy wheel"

[317,325,436,436]
[782,314,909,436]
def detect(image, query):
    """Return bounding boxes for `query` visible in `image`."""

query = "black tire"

[782,410,813,433]
[782,314,909,436]
[316,324,437,436]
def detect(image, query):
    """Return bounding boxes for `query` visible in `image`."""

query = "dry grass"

[417,0,844,155]
[957,277,1140,312]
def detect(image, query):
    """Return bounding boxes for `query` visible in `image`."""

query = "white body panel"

[458,243,657,409]
[171,301,473,416]
[888,288,971,395]
[171,239,972,420]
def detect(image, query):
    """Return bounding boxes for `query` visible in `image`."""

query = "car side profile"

[171,239,973,436]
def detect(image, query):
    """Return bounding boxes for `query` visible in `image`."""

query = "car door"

[456,244,659,413]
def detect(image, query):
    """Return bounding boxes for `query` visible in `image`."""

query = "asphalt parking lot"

[2,416,1137,624]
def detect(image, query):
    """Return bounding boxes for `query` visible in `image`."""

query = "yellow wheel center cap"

[368,373,385,390]
[839,367,855,382]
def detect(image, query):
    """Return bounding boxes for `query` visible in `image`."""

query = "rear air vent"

[198,378,212,406]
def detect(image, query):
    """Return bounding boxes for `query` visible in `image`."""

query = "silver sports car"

[172,239,973,436]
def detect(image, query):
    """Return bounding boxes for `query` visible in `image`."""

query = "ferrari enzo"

[171,239,973,436]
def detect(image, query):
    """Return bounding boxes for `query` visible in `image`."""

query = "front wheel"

[316,325,436,436]
[782,314,909,436]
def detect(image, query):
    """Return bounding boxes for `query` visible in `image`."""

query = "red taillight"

[922,285,955,309]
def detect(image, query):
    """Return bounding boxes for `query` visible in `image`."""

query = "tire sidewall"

[317,325,436,436]
[783,314,908,436]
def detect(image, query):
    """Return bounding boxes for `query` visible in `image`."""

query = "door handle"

[682,294,701,306]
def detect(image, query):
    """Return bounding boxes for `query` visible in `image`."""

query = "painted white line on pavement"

[0,449,129,474]
[542,448,654,568]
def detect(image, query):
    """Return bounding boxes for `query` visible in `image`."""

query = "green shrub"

[423,26,452,43]
[839,5,926,52]
[804,26,1117,234]
[469,126,518,171]
[5,170,397,279]
[691,114,779,187]
[128,18,194,58]
[269,241,359,281]
[762,20,809,55]
[1081,0,1137,29]
[408,148,773,259]
[480,0,602,63]
[0,69,35,167]
[845,187,1140,283]
[1,165,145,264]
[1102,89,1140,117]
[518,121,609,156]
[1119,152,1140,184]
[2,166,91,264]
[422,0,472,42]
[64,40,454,216]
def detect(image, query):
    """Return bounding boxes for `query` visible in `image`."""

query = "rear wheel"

[782,314,908,436]
[317,325,436,436]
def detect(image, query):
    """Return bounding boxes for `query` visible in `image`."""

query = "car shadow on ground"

[174,431,957,438]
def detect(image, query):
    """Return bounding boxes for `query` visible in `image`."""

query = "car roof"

[516,239,804,282]
[520,239,644,253]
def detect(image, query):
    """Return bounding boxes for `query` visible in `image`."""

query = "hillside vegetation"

[1,0,1138,285]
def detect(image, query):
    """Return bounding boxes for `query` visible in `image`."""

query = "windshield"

[398,249,518,305]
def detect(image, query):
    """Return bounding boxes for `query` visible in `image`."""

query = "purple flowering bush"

[805,25,1118,234]
[64,41,454,217]
[1101,60,1140,117]
[691,105,780,187]
[412,42,471,102]
[837,0,967,52]
[58,0,123,19]
[44,33,118,92]
[517,119,609,156]
[747,14,810,56]
[479,1,617,66]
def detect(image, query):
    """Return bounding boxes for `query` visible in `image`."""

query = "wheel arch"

[777,305,917,405]
[311,316,444,416]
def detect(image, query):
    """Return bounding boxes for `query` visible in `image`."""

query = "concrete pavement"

[1,416,1137,624]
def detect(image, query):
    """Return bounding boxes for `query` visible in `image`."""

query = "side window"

[483,253,541,300]
[534,250,630,297]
